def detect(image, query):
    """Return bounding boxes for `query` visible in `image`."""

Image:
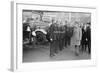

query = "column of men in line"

[48,19,91,57]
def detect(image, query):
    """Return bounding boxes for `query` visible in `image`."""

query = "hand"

[50,38,53,41]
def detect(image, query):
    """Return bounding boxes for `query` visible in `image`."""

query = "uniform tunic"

[58,25,65,51]
[49,23,59,56]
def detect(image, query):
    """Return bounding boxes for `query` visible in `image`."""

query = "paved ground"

[23,43,90,63]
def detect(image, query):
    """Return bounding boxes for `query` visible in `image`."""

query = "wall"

[0,0,100,73]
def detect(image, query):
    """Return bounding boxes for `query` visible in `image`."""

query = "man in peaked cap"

[49,19,59,57]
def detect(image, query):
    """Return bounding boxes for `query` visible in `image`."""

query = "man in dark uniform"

[49,20,59,57]
[81,24,87,52]
[58,25,65,51]
[67,26,74,46]
[64,24,69,47]
[86,23,91,54]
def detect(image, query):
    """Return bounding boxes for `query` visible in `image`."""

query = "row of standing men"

[47,20,91,57]
[47,20,74,57]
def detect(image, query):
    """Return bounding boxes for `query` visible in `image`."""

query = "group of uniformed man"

[23,18,91,57]
[47,19,91,57]
[47,19,74,57]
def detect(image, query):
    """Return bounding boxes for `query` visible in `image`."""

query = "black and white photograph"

[10,2,97,71]
[22,10,91,63]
